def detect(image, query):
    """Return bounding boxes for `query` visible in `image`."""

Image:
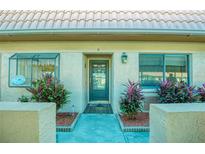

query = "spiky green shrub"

[119,80,144,119]
[27,73,71,110]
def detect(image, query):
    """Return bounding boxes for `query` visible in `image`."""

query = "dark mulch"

[120,112,149,127]
[84,104,113,114]
[56,112,78,126]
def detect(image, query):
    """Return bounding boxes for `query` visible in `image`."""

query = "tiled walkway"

[57,114,149,143]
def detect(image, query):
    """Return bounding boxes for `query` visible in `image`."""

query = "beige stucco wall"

[0,41,205,113]
[0,102,56,143]
[192,52,205,86]
[0,41,205,52]
[150,103,205,143]
[0,53,29,101]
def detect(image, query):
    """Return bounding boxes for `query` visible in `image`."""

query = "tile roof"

[0,10,205,33]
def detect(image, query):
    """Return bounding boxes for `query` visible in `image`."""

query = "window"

[139,54,190,88]
[165,55,188,84]
[9,53,60,87]
[139,55,163,87]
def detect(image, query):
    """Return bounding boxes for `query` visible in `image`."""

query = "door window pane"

[165,55,188,83]
[92,64,106,90]
[139,55,163,87]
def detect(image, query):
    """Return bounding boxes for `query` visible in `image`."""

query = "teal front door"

[89,60,109,101]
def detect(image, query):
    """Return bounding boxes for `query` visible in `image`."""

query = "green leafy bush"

[26,73,71,110]
[18,95,30,102]
[197,83,205,102]
[157,80,198,103]
[119,80,144,119]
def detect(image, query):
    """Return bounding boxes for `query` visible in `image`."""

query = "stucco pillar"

[112,52,139,113]
[59,52,85,113]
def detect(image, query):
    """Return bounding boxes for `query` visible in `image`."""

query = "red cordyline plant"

[157,80,197,103]
[197,83,205,102]
[26,73,71,111]
[120,80,144,119]
[157,80,176,103]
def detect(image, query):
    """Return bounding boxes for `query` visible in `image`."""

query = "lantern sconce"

[121,52,128,64]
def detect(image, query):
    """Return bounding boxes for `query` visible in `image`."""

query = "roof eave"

[0,29,205,36]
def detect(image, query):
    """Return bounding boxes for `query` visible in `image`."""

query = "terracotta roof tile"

[101,20,109,28]
[94,11,101,20]
[62,11,71,21]
[93,20,101,28]
[4,13,13,21]
[0,21,9,30]
[44,20,54,29]
[24,12,35,21]
[0,13,6,20]
[32,11,42,20]
[14,21,24,29]
[37,20,46,29]
[53,20,62,29]
[39,11,49,21]
[69,20,77,28]
[77,20,85,28]
[21,20,32,29]
[78,12,86,20]
[86,11,94,21]
[70,11,79,20]
[85,20,93,28]
[110,11,117,20]
[0,10,205,32]
[29,20,38,29]
[6,21,16,30]
[109,19,117,28]
[47,11,56,21]
[61,20,69,28]
[55,11,64,20]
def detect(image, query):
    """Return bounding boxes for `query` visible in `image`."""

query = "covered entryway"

[83,55,113,114]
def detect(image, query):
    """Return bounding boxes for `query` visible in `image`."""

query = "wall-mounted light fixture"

[121,52,128,64]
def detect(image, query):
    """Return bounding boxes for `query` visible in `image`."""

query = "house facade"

[0,10,205,113]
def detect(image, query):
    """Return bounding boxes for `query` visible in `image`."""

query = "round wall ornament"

[11,75,26,85]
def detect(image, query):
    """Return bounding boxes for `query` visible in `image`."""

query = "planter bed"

[56,112,80,132]
[117,112,149,132]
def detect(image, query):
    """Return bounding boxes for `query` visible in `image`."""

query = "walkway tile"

[124,132,149,143]
[57,114,149,143]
